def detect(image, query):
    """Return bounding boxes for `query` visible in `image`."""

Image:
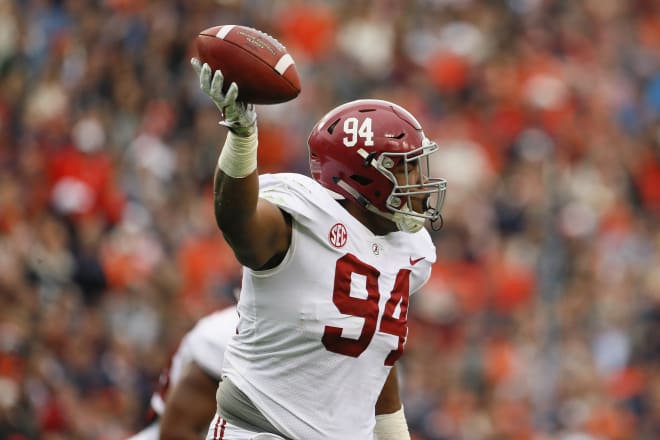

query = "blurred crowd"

[0,0,659,439]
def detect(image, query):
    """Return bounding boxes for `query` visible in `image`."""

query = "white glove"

[191,57,257,137]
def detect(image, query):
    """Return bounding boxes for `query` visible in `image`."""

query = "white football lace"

[248,27,285,51]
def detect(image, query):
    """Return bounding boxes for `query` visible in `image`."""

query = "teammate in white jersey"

[191,58,447,440]
[128,306,238,440]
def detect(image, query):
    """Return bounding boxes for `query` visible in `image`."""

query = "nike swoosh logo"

[410,256,426,266]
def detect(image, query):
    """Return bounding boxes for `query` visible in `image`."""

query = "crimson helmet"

[307,99,447,233]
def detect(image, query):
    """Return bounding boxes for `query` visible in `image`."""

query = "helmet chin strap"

[335,179,424,233]
[391,208,425,233]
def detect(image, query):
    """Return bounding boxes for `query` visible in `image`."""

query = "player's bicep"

[223,197,292,270]
[160,362,219,440]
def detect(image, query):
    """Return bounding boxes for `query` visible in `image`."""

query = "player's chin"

[409,197,426,214]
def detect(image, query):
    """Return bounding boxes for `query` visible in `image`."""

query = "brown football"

[195,25,301,105]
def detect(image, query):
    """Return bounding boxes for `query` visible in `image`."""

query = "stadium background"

[1,0,659,438]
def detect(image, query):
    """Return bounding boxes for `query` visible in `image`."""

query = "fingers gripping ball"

[191,58,257,136]
[195,25,301,104]
[190,58,258,177]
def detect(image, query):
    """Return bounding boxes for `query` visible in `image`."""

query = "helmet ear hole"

[349,175,372,186]
[326,118,340,134]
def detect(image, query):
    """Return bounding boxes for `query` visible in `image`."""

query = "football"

[195,24,301,105]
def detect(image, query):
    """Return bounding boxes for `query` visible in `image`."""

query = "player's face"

[392,161,427,214]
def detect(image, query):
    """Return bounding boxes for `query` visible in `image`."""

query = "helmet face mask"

[308,99,447,232]
[377,141,446,221]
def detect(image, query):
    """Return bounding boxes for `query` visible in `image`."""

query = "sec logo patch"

[329,223,348,248]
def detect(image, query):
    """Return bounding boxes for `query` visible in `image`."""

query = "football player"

[191,58,447,440]
[128,306,238,440]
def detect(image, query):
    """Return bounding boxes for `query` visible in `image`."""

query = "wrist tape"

[374,406,410,440]
[217,130,258,178]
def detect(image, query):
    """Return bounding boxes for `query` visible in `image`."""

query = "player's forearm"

[374,407,410,440]
[214,172,259,239]
[375,366,402,415]
[160,362,219,440]
[374,366,410,439]
[213,131,260,234]
[213,170,259,232]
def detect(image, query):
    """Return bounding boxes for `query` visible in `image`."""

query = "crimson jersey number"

[321,253,411,366]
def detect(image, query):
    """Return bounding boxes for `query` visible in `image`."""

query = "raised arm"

[191,59,291,270]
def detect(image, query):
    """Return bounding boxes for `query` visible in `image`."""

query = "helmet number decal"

[342,117,374,147]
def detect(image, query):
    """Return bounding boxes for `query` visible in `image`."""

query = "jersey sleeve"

[258,173,328,223]
[186,308,239,379]
[403,228,437,294]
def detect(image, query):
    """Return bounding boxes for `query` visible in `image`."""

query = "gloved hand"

[191,57,257,137]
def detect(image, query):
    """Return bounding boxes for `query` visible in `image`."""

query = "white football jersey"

[222,173,436,439]
[129,306,238,439]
